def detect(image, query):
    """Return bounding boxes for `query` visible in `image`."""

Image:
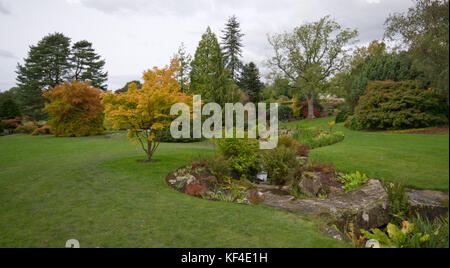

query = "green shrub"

[206,155,233,183]
[262,146,297,185]
[348,116,362,131]
[355,81,448,130]
[335,110,351,123]
[338,171,368,192]
[384,180,410,224]
[217,136,260,177]
[0,121,4,134]
[411,214,449,248]
[292,127,345,149]
[278,105,294,121]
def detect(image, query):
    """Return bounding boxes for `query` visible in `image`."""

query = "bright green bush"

[292,127,345,149]
[338,171,368,192]
[217,136,260,177]
[355,81,448,130]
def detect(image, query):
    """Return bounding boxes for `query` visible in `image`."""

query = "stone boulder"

[298,172,323,197]
[407,189,449,220]
[261,179,390,233]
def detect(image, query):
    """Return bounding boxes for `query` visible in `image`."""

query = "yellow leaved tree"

[102,60,192,162]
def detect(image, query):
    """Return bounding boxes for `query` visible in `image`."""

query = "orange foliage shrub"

[31,126,51,136]
[43,81,105,137]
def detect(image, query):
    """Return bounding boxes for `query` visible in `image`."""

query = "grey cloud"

[0,1,11,15]
[79,0,211,16]
[0,49,15,59]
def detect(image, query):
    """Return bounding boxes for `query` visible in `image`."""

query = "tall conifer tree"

[190,27,239,106]
[70,40,108,91]
[221,15,244,81]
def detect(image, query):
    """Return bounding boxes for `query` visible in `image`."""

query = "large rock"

[261,179,390,233]
[407,189,449,220]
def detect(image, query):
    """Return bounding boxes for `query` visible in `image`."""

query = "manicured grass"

[0,133,347,248]
[284,118,449,191]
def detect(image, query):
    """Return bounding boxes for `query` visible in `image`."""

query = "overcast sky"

[0,0,414,92]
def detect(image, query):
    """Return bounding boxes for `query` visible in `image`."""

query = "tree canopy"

[385,0,449,100]
[268,16,358,118]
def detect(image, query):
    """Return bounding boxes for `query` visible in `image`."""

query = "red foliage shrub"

[1,117,21,129]
[293,101,321,119]
[185,184,206,197]
[297,144,310,157]
[301,105,321,118]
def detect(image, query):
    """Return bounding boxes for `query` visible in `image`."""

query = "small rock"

[168,179,176,185]
[176,175,196,184]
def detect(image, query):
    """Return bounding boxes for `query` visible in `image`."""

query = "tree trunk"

[147,141,153,161]
[307,95,316,119]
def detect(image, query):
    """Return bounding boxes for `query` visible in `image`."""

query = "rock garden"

[167,127,449,246]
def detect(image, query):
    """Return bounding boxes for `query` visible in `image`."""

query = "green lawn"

[284,118,449,191]
[0,134,346,248]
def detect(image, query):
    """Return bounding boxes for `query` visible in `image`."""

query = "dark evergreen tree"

[349,52,423,106]
[238,62,264,103]
[16,33,72,120]
[0,98,21,119]
[191,27,239,106]
[70,40,108,91]
[221,15,245,81]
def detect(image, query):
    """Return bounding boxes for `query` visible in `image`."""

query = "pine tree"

[190,27,239,106]
[16,33,72,120]
[172,43,192,94]
[221,15,245,81]
[70,40,108,91]
[238,62,264,103]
